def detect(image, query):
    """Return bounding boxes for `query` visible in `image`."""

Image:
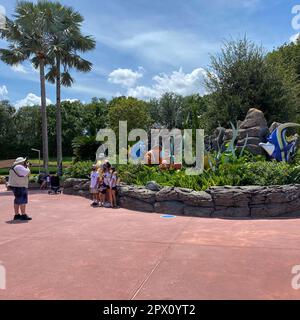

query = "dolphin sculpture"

[259,123,300,162]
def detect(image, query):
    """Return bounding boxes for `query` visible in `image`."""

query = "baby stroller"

[48,175,62,195]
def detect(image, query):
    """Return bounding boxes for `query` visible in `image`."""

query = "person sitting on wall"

[38,172,50,190]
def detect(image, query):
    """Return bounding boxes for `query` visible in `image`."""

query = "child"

[90,164,99,206]
[98,171,106,207]
[102,164,112,207]
[110,167,120,208]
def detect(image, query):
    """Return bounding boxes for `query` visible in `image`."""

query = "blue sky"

[0,0,298,107]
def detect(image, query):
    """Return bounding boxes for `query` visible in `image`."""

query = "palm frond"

[63,55,92,72]
[45,66,58,84]
[0,48,28,65]
[61,71,74,87]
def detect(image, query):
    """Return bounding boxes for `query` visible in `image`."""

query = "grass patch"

[0,166,59,176]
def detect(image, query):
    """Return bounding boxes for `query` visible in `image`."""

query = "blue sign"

[161,215,176,219]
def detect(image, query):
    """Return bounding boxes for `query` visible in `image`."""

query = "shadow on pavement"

[0,189,51,197]
[6,220,29,225]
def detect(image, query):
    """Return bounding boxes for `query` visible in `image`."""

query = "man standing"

[8,157,32,221]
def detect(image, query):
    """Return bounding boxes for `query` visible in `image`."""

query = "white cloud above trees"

[108,68,144,87]
[15,93,52,109]
[126,68,208,99]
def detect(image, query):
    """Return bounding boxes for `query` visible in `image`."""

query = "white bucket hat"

[13,157,27,165]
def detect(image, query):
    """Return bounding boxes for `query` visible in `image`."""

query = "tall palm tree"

[0,1,52,173]
[44,4,95,175]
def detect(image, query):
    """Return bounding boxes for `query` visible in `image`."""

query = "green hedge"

[63,160,300,191]
[0,166,58,176]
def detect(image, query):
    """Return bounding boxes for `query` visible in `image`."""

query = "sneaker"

[91,202,98,207]
[103,202,111,208]
[20,214,32,221]
[13,214,22,221]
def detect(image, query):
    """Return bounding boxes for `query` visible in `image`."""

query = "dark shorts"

[111,186,117,191]
[11,187,28,205]
[99,188,107,195]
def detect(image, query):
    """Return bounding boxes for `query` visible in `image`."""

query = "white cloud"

[127,68,207,99]
[127,86,158,99]
[11,64,28,74]
[108,68,143,87]
[0,85,8,99]
[15,93,52,109]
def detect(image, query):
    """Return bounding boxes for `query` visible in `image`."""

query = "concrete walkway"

[0,185,300,300]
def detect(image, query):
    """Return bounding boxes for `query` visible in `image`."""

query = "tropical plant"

[63,156,299,191]
[63,160,93,179]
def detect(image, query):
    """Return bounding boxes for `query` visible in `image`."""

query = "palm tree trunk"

[39,59,49,174]
[56,56,63,176]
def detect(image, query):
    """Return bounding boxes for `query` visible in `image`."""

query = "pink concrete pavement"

[1,185,300,300]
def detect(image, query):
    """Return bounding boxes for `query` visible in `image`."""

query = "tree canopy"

[1,36,300,162]
[204,37,298,129]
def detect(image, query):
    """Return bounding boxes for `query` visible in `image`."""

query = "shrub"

[287,165,300,184]
[72,136,100,162]
[237,161,291,186]
[64,161,93,179]
[63,160,299,191]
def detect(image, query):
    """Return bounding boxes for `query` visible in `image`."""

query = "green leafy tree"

[0,101,17,159]
[13,105,42,158]
[82,98,109,136]
[266,41,300,122]
[157,93,185,129]
[205,37,293,127]
[182,94,209,131]
[148,93,209,131]
[108,97,151,134]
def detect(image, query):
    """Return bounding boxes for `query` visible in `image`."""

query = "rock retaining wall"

[63,179,300,219]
